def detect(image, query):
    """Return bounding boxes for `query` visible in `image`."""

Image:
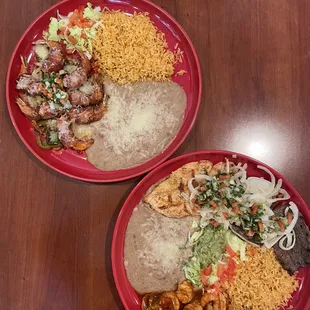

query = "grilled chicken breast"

[143,161,213,218]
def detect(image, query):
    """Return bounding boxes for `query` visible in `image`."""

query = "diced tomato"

[219,174,231,180]
[209,200,218,209]
[68,36,77,45]
[209,281,222,295]
[258,221,264,232]
[200,273,208,286]
[210,219,219,228]
[251,203,258,215]
[199,201,205,205]
[232,207,242,215]
[66,49,75,54]
[217,263,228,279]
[223,212,230,219]
[246,230,254,237]
[200,186,207,191]
[231,201,239,208]
[202,265,212,276]
[82,21,93,28]
[287,211,293,224]
[193,204,199,212]
[217,260,237,282]
[75,20,84,28]
[271,216,276,221]
[219,183,227,190]
[277,193,284,198]
[278,220,285,232]
[227,258,237,278]
[225,245,236,258]
[69,10,80,23]
[78,5,85,12]
[228,257,237,270]
[58,27,66,35]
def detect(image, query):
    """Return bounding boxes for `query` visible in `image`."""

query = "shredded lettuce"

[46,17,60,41]
[69,26,82,38]
[183,257,201,287]
[226,231,247,261]
[208,264,219,285]
[42,4,102,58]
[83,3,101,21]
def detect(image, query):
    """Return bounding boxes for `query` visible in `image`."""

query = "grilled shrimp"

[57,116,94,151]
[201,293,227,310]
[141,293,161,310]
[63,67,88,89]
[16,95,62,121]
[159,292,180,310]
[218,293,227,309]
[42,41,65,73]
[183,301,203,310]
[19,55,28,76]
[176,281,194,304]
[63,51,91,88]
[77,50,91,74]
[16,75,45,96]
[68,103,106,124]
[68,80,104,106]
[201,293,218,308]
[16,97,39,120]
[38,102,60,120]
[27,82,45,96]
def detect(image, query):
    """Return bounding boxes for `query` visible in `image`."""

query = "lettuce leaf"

[83,3,101,21]
[47,17,60,41]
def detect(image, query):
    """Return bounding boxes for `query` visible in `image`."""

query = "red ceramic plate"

[112,150,310,310]
[6,0,201,182]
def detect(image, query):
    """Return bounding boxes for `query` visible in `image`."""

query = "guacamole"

[183,226,227,287]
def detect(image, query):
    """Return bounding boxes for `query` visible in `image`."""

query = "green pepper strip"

[35,134,61,150]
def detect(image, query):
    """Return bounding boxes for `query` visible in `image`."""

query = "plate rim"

[111,149,310,310]
[6,0,202,183]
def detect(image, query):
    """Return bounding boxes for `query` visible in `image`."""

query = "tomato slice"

[217,263,228,279]
[225,245,236,258]
[202,265,212,276]
[200,273,208,286]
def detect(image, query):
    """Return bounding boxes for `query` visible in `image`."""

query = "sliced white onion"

[195,174,212,181]
[198,208,214,218]
[284,202,299,234]
[246,193,268,204]
[180,192,190,201]
[268,179,283,197]
[246,177,273,195]
[279,230,296,250]
[232,171,243,180]
[264,205,274,217]
[267,188,290,203]
[188,178,196,193]
[257,165,276,196]
[264,202,299,249]
[264,235,284,248]
[225,158,230,174]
